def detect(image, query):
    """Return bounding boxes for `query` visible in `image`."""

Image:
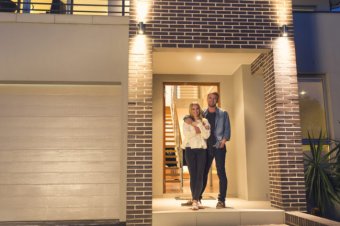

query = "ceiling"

[153,50,262,76]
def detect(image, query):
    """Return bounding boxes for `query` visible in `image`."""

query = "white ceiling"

[153,50,262,76]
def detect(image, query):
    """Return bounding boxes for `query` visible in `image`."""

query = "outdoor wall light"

[137,22,146,35]
[281,25,288,37]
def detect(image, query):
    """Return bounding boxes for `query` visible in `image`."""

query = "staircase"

[164,106,181,193]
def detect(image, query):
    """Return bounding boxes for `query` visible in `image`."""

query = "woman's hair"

[189,102,203,121]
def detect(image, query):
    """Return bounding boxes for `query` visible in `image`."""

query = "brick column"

[127,0,153,223]
[127,34,153,225]
[253,41,306,211]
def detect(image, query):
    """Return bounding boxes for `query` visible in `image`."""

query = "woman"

[182,102,210,210]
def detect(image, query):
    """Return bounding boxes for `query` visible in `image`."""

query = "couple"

[182,92,231,210]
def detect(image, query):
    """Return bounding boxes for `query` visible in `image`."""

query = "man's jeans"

[185,148,206,201]
[200,147,228,202]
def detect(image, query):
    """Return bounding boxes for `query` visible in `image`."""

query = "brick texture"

[127,1,153,224]
[253,47,306,211]
[127,0,306,224]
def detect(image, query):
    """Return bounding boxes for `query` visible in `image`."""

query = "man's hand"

[194,126,201,134]
[219,138,227,149]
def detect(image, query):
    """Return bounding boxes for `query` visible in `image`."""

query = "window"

[298,76,330,146]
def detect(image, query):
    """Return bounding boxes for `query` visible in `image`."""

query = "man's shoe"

[181,200,193,206]
[216,201,225,209]
[198,201,204,209]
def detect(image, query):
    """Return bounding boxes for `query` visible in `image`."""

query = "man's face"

[207,94,218,107]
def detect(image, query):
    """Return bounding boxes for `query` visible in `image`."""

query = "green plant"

[304,131,340,216]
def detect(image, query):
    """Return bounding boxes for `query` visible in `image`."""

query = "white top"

[182,118,210,149]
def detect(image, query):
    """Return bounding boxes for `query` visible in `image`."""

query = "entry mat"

[175,195,216,200]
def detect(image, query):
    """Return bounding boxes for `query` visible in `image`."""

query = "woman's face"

[191,104,200,118]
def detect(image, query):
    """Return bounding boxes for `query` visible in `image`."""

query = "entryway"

[162,83,219,194]
[151,49,284,225]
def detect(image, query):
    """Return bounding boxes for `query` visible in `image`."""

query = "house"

[0,0,338,225]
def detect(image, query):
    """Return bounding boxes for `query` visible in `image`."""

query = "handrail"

[0,0,129,16]
[170,87,183,192]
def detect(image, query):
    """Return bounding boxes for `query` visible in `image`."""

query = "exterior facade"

[5,0,340,225]
[128,0,306,225]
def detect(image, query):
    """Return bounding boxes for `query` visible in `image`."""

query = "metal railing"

[0,0,129,16]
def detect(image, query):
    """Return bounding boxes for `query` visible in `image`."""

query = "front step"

[153,198,285,226]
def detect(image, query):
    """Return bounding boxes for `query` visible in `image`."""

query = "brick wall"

[127,0,306,225]
[148,0,285,49]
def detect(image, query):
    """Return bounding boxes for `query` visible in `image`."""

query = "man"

[182,92,231,208]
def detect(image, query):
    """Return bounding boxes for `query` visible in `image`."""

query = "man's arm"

[219,111,231,148]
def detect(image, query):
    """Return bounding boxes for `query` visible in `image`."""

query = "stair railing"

[170,87,184,192]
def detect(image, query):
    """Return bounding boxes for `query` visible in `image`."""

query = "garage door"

[0,84,122,221]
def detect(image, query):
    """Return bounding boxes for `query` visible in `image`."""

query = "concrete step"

[153,198,285,226]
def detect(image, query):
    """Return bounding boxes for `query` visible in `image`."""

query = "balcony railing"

[0,0,129,16]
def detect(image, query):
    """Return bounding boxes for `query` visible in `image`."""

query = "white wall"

[0,13,129,221]
[242,66,269,200]
[232,65,269,200]
[294,12,340,140]
[232,66,248,199]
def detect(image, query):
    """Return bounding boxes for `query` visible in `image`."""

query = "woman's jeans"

[185,147,207,201]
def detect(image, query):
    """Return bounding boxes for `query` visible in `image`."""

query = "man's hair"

[208,92,219,101]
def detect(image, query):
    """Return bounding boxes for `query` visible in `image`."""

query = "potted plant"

[304,131,340,217]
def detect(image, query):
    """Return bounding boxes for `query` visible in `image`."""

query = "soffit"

[153,51,261,76]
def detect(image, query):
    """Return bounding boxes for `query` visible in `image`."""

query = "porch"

[153,197,286,226]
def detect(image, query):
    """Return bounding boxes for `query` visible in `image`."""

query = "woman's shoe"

[192,200,199,210]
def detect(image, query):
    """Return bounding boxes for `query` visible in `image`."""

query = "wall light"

[281,25,288,37]
[137,22,146,35]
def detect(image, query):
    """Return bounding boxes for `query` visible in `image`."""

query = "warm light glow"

[131,34,148,55]
[300,90,306,95]
[196,55,202,61]
[274,0,290,27]
[136,0,149,23]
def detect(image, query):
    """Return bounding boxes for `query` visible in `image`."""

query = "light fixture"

[137,22,146,35]
[281,25,288,37]
[300,90,306,96]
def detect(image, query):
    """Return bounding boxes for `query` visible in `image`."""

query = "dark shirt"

[206,111,216,150]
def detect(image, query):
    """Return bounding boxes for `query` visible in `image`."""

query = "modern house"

[0,0,339,225]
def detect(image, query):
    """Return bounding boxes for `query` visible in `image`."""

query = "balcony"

[0,0,129,16]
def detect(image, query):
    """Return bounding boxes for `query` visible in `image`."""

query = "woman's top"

[182,118,211,149]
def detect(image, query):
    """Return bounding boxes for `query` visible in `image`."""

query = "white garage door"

[0,84,122,221]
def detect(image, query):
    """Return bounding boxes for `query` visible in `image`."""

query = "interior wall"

[152,74,236,197]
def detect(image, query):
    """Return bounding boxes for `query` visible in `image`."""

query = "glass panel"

[298,78,328,139]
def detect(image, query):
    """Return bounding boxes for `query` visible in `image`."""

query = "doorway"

[162,82,220,195]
